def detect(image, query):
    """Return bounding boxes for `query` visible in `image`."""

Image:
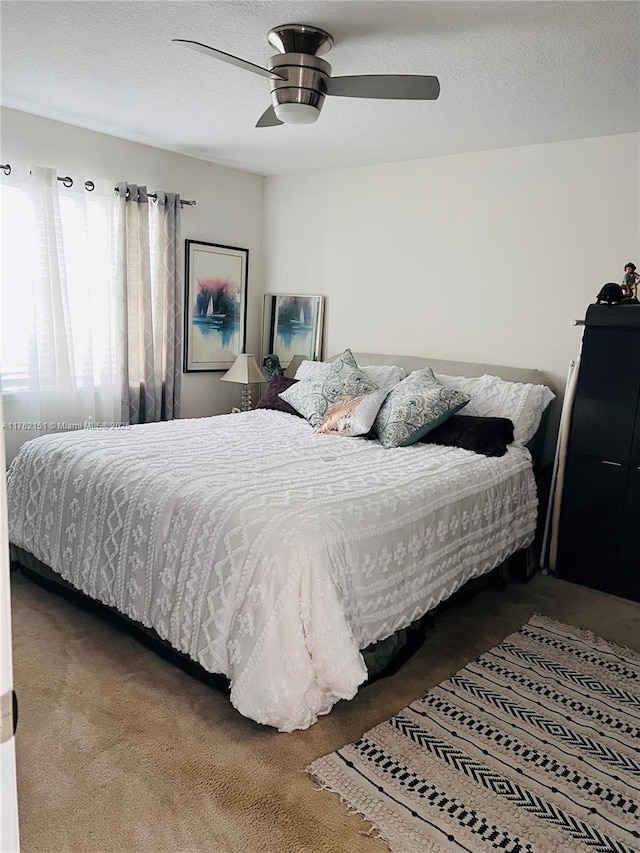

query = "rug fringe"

[529,613,640,664]
[309,774,378,829]
[308,765,430,852]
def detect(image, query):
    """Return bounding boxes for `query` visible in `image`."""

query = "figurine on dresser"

[595,262,640,306]
[595,282,623,305]
[621,262,639,300]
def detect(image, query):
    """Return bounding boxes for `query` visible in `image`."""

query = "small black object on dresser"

[556,303,640,601]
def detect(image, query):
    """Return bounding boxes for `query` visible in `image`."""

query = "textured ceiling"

[1,1,639,176]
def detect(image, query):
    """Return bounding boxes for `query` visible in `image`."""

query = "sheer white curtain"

[1,165,120,462]
[115,184,182,424]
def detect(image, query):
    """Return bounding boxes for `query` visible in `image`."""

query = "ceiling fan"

[173,23,440,127]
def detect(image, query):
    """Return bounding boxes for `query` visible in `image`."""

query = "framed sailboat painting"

[184,240,248,372]
[262,294,324,369]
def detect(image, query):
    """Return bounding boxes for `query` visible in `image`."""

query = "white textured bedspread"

[8,410,538,731]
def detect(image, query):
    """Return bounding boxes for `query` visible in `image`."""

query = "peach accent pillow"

[315,389,388,437]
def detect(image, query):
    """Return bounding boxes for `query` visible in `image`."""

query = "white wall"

[264,133,640,397]
[3,114,639,461]
[0,107,265,424]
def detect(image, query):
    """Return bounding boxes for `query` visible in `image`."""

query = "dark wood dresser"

[556,303,640,601]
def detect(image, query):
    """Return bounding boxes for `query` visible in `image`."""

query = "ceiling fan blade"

[326,75,440,100]
[255,106,284,128]
[172,39,287,81]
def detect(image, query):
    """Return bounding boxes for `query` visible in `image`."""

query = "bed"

[7,352,554,731]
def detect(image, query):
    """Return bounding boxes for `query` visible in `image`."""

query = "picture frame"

[184,239,248,372]
[262,293,324,369]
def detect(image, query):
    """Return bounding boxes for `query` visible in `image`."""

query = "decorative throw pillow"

[315,389,389,437]
[295,359,406,393]
[434,372,555,445]
[373,368,470,449]
[254,376,302,417]
[421,415,515,457]
[279,349,379,426]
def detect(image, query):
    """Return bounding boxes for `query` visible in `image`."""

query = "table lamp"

[220,353,267,411]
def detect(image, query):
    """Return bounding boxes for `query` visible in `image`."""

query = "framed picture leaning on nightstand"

[262,294,324,369]
[184,240,248,372]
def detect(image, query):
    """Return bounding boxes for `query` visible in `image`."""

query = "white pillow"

[294,360,332,381]
[295,360,406,392]
[315,389,389,437]
[434,372,555,445]
[361,364,407,392]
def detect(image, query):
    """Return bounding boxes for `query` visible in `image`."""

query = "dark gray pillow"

[421,415,514,456]
[255,376,302,417]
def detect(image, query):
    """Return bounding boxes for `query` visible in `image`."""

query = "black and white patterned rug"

[309,615,640,853]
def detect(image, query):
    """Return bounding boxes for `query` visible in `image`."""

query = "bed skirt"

[10,545,514,688]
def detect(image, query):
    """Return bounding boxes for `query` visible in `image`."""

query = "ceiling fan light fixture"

[273,102,320,124]
[174,23,440,130]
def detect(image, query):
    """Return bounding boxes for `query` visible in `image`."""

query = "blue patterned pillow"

[279,349,379,426]
[373,368,470,448]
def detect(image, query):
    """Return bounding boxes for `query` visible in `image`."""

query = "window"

[0,173,118,396]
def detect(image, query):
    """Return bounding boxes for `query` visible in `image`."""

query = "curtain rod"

[0,163,197,207]
[115,186,197,207]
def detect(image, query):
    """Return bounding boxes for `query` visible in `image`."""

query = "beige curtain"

[1,165,120,462]
[115,184,182,424]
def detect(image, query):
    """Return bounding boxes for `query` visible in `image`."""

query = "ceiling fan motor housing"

[268,53,331,121]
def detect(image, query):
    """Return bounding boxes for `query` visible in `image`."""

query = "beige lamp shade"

[220,354,266,385]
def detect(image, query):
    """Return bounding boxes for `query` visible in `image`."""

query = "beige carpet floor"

[10,570,640,853]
